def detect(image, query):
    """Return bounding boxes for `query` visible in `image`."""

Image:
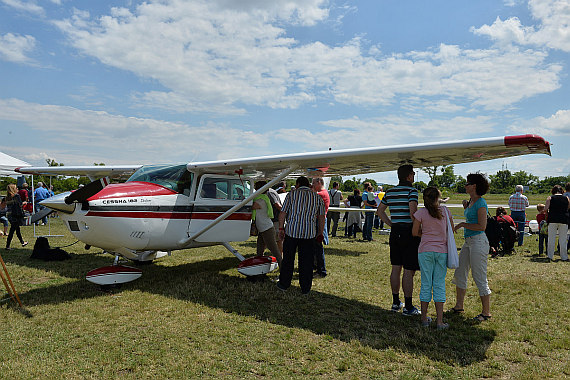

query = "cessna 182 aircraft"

[16,134,551,285]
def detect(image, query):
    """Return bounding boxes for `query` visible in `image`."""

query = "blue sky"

[0,0,569,185]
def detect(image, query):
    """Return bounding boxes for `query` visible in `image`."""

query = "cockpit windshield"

[127,164,193,195]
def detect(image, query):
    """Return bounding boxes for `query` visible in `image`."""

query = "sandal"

[449,307,464,314]
[473,313,492,322]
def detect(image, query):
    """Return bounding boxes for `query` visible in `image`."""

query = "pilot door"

[188,175,253,242]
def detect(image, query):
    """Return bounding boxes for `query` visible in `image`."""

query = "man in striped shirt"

[376,164,421,316]
[508,185,529,246]
[277,176,326,294]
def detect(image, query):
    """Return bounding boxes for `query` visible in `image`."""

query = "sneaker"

[276,282,287,292]
[421,316,432,327]
[391,302,403,312]
[402,306,421,316]
[437,323,449,330]
[22,241,28,247]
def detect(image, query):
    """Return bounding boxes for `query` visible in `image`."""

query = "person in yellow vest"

[252,181,282,266]
[374,186,386,230]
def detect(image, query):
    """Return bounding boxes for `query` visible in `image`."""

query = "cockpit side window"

[199,177,251,200]
[200,178,228,199]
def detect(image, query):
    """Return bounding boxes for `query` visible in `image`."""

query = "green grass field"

[0,218,568,379]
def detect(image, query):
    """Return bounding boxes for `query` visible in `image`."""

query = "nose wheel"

[85,255,143,286]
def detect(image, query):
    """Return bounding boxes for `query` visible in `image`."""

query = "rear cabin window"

[127,164,193,196]
[200,177,250,200]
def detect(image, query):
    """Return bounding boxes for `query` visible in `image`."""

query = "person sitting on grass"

[412,186,452,330]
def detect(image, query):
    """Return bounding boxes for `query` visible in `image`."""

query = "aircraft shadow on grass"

[6,249,495,366]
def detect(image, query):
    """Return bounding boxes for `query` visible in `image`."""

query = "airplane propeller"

[65,177,110,204]
[24,207,54,226]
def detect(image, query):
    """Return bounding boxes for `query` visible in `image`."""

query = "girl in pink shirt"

[412,187,454,329]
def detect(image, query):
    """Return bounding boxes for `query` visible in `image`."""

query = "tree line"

[336,165,569,194]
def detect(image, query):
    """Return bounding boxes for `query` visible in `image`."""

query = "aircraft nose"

[40,191,76,214]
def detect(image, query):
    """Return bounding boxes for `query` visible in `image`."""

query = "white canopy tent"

[0,151,30,176]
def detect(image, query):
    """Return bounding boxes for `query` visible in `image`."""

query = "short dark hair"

[332,181,339,188]
[551,185,564,195]
[466,173,489,196]
[397,165,414,182]
[254,180,267,191]
[296,176,310,188]
[565,182,570,192]
[353,188,360,195]
[496,206,507,217]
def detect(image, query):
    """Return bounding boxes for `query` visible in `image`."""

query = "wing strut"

[177,165,297,248]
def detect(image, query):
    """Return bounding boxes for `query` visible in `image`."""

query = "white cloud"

[473,0,570,52]
[0,33,36,64]
[51,0,563,115]
[528,0,570,51]
[0,0,43,14]
[0,98,269,164]
[278,114,497,150]
[509,109,570,136]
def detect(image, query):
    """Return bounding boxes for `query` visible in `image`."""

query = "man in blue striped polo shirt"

[376,165,421,316]
[277,176,326,294]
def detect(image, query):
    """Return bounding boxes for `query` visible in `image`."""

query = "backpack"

[31,237,72,261]
[485,215,501,250]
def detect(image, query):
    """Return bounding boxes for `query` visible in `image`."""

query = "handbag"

[539,220,548,235]
[250,221,258,236]
[444,206,459,269]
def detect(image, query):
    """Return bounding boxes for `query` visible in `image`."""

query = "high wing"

[15,165,142,180]
[188,134,551,178]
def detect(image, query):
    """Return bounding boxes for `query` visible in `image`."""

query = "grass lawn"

[0,218,568,379]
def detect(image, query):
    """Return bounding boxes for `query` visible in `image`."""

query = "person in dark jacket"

[545,185,569,262]
[5,184,28,250]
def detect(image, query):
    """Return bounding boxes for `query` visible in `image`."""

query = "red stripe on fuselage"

[85,211,251,220]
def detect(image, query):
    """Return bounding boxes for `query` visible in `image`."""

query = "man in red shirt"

[312,177,329,277]
[18,183,29,202]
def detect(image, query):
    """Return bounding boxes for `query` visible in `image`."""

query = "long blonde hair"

[6,184,18,200]
[423,186,442,219]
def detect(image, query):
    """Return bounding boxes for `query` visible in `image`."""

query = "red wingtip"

[504,134,551,156]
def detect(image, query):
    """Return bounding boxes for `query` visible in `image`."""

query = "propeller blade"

[25,207,54,226]
[65,177,110,204]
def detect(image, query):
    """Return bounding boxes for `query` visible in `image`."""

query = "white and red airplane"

[16,134,551,285]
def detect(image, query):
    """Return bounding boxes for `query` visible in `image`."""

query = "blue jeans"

[35,202,48,224]
[539,234,547,255]
[418,251,448,302]
[363,211,374,240]
[510,210,526,246]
